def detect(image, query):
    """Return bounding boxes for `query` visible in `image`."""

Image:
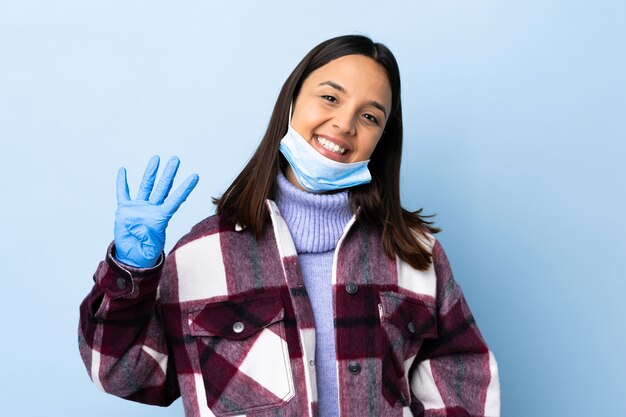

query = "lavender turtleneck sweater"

[275,171,353,417]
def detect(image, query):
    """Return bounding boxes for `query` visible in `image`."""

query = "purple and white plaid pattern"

[79,200,500,417]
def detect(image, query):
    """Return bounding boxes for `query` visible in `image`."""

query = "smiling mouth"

[316,135,347,155]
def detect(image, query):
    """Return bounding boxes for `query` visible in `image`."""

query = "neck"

[275,169,353,253]
[284,165,307,192]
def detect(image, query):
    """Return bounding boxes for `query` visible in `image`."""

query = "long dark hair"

[214,34,439,270]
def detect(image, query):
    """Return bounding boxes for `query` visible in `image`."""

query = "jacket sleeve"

[78,242,180,406]
[410,239,500,417]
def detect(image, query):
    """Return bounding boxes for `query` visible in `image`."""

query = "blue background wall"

[0,1,624,415]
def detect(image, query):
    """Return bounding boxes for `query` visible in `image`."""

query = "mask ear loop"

[288,101,293,128]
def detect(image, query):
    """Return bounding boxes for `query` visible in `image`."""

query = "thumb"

[124,218,153,243]
[124,219,160,260]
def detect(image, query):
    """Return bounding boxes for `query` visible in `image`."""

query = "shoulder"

[169,213,242,254]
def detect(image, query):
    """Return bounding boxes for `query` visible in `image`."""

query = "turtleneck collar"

[275,169,353,254]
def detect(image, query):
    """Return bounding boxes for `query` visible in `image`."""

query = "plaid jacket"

[79,200,500,417]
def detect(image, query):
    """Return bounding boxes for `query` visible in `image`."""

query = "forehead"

[302,54,392,106]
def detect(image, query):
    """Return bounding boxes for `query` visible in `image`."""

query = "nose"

[332,107,356,135]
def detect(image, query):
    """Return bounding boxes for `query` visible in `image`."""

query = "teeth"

[316,136,347,155]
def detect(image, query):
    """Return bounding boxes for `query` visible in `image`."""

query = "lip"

[311,134,352,162]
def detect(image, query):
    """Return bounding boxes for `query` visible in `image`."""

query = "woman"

[79,35,500,417]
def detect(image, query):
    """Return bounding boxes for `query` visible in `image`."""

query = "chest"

[158,217,438,416]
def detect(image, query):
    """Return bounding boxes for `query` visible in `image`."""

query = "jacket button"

[408,321,416,334]
[345,282,358,294]
[232,322,245,333]
[116,277,127,290]
[348,362,361,374]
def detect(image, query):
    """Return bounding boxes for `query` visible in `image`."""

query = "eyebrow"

[317,80,388,119]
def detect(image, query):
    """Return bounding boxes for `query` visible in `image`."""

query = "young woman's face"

[290,54,393,165]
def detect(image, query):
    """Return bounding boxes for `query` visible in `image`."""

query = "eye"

[362,113,380,125]
[321,95,337,103]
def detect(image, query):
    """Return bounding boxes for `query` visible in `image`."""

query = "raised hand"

[114,155,199,268]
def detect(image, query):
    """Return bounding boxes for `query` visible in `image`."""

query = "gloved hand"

[114,155,199,268]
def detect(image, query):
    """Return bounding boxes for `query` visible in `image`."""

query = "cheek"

[292,103,328,131]
[362,135,382,159]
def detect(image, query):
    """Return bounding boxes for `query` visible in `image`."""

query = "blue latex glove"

[114,155,199,268]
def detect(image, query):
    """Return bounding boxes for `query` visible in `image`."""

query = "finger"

[162,174,199,215]
[136,155,160,201]
[149,156,180,205]
[116,167,130,204]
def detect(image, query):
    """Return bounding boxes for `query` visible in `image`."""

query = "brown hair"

[213,34,439,270]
